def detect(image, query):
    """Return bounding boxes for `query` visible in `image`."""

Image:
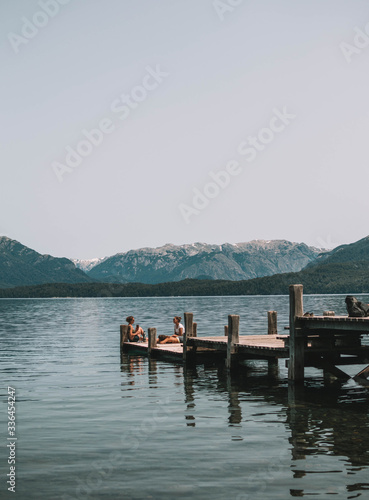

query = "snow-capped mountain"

[87,240,324,284]
[72,257,108,272]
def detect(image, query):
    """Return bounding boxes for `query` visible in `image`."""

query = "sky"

[1,0,369,259]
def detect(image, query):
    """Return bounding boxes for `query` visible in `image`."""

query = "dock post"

[148,328,157,355]
[267,311,279,373]
[183,313,194,363]
[288,284,305,383]
[226,315,240,371]
[120,325,129,352]
[224,325,228,337]
[193,322,197,337]
[268,311,277,335]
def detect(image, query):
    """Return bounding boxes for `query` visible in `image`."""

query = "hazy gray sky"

[1,0,369,259]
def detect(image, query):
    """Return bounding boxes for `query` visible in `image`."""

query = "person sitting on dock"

[157,316,185,344]
[126,316,145,342]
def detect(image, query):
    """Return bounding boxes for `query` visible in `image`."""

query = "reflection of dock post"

[287,383,306,460]
[183,365,196,426]
[226,315,239,371]
[226,369,242,424]
[288,284,304,383]
[183,313,194,364]
[148,328,157,356]
[120,325,128,352]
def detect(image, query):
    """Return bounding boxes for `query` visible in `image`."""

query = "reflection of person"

[158,316,185,344]
[126,316,145,342]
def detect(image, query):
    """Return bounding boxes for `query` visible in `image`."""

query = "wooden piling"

[288,284,304,382]
[148,327,157,355]
[183,313,194,363]
[226,315,240,370]
[224,325,228,337]
[120,325,129,352]
[268,311,277,335]
[193,322,197,338]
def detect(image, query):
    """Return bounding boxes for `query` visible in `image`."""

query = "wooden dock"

[120,284,369,385]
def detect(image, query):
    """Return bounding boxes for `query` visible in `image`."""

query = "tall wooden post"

[192,322,197,337]
[148,328,157,355]
[183,313,194,363]
[268,311,277,335]
[226,315,239,371]
[288,284,304,382]
[267,311,278,373]
[120,325,128,352]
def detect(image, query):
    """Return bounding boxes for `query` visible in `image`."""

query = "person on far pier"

[157,316,185,344]
[126,316,145,342]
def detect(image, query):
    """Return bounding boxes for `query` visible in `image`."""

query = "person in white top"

[157,316,185,344]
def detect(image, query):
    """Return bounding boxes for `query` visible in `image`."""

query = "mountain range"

[1,235,369,295]
[85,240,323,284]
[0,237,323,288]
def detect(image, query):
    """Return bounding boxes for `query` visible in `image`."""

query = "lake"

[1,295,369,499]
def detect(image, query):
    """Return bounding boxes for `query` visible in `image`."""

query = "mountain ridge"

[87,240,323,284]
[0,236,95,288]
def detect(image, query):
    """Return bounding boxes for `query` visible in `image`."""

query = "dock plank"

[123,334,289,358]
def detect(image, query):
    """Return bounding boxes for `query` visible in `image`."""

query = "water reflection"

[183,366,196,427]
[166,358,369,497]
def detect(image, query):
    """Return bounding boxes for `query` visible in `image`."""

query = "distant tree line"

[0,261,369,297]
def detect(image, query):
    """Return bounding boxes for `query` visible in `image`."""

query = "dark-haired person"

[126,316,145,342]
[157,316,185,344]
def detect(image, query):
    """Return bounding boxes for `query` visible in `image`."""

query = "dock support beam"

[120,325,128,352]
[183,313,194,364]
[148,328,157,355]
[288,284,304,383]
[226,315,239,371]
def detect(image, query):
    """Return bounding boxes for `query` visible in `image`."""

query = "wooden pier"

[120,284,369,385]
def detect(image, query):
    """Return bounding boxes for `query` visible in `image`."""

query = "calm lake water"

[1,295,369,500]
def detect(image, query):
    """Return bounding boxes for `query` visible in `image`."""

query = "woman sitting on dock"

[157,316,185,344]
[126,316,145,342]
